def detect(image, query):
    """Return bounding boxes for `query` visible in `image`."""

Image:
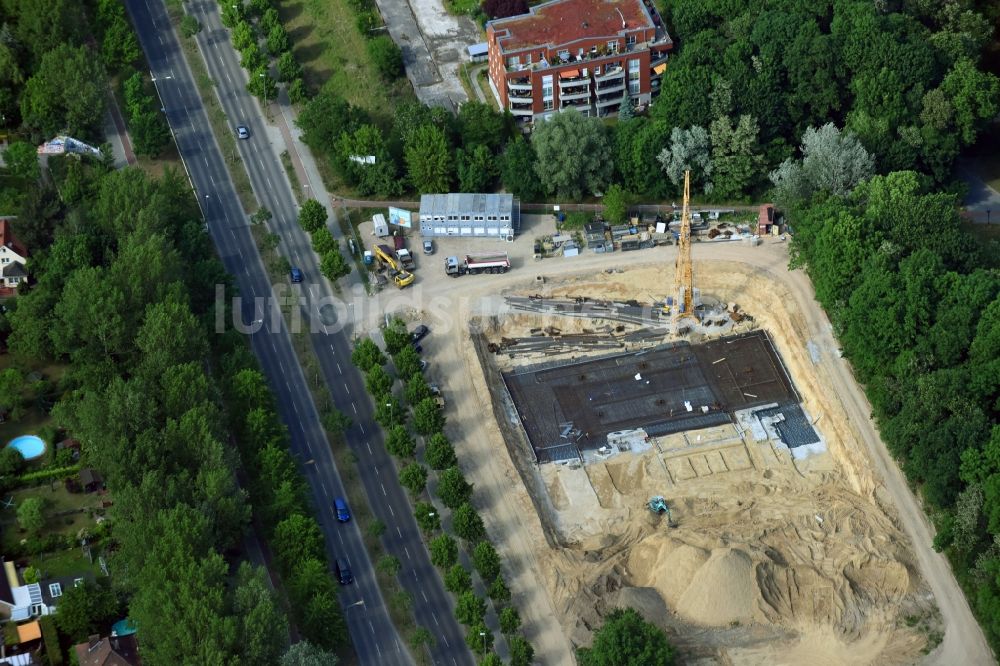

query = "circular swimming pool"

[7,435,45,460]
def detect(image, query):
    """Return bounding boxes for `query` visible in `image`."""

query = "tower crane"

[673,169,697,331]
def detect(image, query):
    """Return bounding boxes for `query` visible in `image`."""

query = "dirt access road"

[361,231,992,664]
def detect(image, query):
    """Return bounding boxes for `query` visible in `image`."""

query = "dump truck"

[444,253,511,277]
[374,244,414,287]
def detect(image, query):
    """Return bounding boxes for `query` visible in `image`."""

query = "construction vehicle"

[374,243,414,288]
[647,496,676,527]
[445,253,511,277]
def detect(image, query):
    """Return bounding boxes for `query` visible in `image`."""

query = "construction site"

[412,171,944,663]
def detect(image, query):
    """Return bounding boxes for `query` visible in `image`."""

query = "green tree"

[3,142,40,180]
[365,365,394,396]
[709,114,762,199]
[53,581,118,642]
[429,534,458,569]
[466,623,493,656]
[298,90,358,152]
[281,641,339,666]
[456,144,498,192]
[298,199,328,233]
[240,43,265,71]
[472,540,501,582]
[247,67,277,102]
[413,397,444,436]
[394,345,423,381]
[382,319,411,355]
[769,123,874,207]
[409,626,436,652]
[405,124,453,194]
[288,78,309,104]
[336,124,401,196]
[602,184,629,225]
[20,44,107,136]
[437,466,472,508]
[399,462,427,496]
[531,109,612,199]
[377,555,401,577]
[452,502,485,542]
[0,446,24,477]
[266,24,290,55]
[131,109,172,158]
[457,101,512,150]
[17,496,45,533]
[352,338,386,371]
[657,125,712,194]
[481,654,502,666]
[272,514,325,570]
[277,51,302,82]
[455,590,486,626]
[0,367,25,413]
[509,635,535,666]
[499,606,521,635]
[231,20,255,51]
[405,373,432,404]
[425,432,457,470]
[385,425,415,458]
[577,608,674,666]
[488,575,510,604]
[939,57,1000,146]
[414,501,440,533]
[234,563,287,665]
[501,137,542,201]
[100,16,141,69]
[15,0,85,65]
[367,35,403,79]
[444,564,472,594]
[375,396,405,428]
[180,15,201,38]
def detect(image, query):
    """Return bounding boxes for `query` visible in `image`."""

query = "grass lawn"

[444,0,479,16]
[278,0,414,128]
[0,485,104,554]
[30,547,103,579]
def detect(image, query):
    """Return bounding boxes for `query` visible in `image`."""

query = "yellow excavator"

[375,244,414,288]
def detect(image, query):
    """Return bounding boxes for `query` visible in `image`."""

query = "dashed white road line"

[337,363,343,375]
[352,402,357,414]
[404,546,411,560]
[397,526,403,538]
[344,382,350,394]
[380,483,387,496]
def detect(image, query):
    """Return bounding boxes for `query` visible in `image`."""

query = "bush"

[355,9,382,35]
[39,615,62,666]
[367,35,403,80]
[288,78,309,104]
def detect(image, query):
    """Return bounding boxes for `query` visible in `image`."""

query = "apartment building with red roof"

[486,0,672,123]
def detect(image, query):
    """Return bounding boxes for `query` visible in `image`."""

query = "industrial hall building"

[486,0,673,123]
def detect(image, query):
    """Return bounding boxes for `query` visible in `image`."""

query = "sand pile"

[677,548,759,625]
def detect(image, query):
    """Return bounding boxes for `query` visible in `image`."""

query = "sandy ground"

[353,228,991,665]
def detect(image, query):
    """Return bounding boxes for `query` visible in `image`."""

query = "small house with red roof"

[0,219,27,294]
[758,204,777,236]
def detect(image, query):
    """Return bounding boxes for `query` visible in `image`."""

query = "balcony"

[508,92,533,103]
[595,81,626,96]
[560,98,592,111]
[594,66,624,82]
[558,77,589,89]
[595,95,623,108]
[559,88,591,101]
[507,77,532,91]
[509,106,533,117]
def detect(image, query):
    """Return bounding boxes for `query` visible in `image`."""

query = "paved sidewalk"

[104,89,137,168]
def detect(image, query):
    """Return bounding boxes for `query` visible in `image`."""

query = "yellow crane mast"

[673,169,696,330]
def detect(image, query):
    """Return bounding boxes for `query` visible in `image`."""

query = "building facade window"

[49,583,62,598]
[543,99,554,110]
[627,34,636,46]
[607,40,618,53]
[541,75,553,99]
[508,55,520,67]
[629,58,640,94]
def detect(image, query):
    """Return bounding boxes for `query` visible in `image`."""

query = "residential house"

[486,0,673,122]
[80,469,104,493]
[39,574,93,614]
[73,634,141,666]
[0,219,27,294]
[0,561,43,621]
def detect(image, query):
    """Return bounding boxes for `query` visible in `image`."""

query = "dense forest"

[298,0,999,204]
[0,1,348,663]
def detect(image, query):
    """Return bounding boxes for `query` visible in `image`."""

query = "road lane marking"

[442,635,449,647]
[337,362,342,375]
[388,504,394,517]
[366,442,372,455]
[369,621,375,635]
[320,481,328,497]
[404,546,410,560]
[359,424,365,435]
[433,614,439,627]
[421,589,428,602]
[380,483,386,496]
[351,402,357,414]
[344,382,350,394]
[397,526,402,537]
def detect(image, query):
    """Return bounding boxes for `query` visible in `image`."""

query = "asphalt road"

[127,1,472,664]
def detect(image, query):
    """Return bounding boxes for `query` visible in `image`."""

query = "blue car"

[334,497,351,522]
[290,267,303,283]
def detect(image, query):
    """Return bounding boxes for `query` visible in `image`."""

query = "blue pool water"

[7,435,45,460]
[111,619,137,636]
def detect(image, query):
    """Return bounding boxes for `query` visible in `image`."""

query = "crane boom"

[673,169,696,330]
